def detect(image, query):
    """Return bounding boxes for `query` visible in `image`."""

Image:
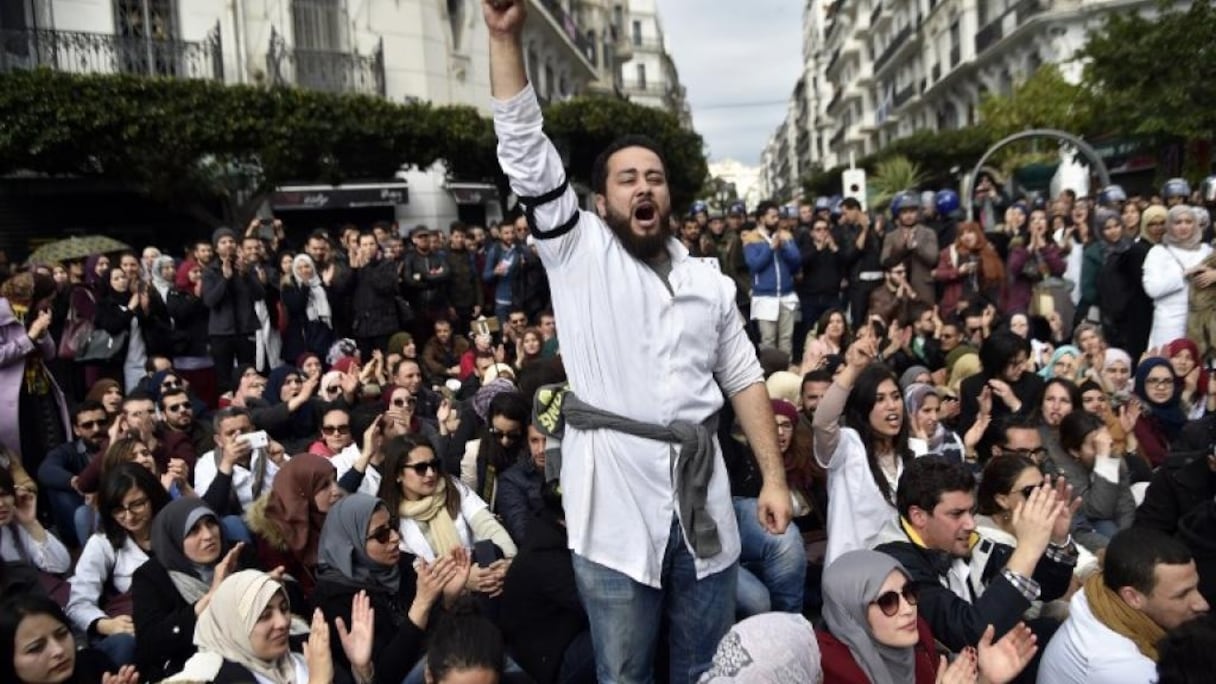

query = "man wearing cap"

[202,227,265,394]
[483,2,792,681]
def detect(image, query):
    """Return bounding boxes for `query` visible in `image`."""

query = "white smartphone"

[240,430,270,449]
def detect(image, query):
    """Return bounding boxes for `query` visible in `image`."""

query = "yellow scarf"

[1083,573,1165,661]
[398,477,463,557]
[10,304,50,395]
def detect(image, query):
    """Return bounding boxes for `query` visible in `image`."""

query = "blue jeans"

[733,497,806,617]
[572,517,737,684]
[94,633,136,669]
[74,505,98,546]
[47,489,84,548]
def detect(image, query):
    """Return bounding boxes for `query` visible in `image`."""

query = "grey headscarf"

[149,254,176,301]
[822,550,916,684]
[316,493,400,594]
[1164,205,1203,250]
[150,497,226,604]
[898,366,931,392]
[699,613,822,683]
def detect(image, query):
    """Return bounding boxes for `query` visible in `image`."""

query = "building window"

[636,63,646,88]
[114,0,179,75]
[613,4,624,34]
[292,0,343,51]
[632,20,642,46]
[587,30,597,65]
[447,0,466,51]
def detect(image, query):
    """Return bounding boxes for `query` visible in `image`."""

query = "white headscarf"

[699,613,822,683]
[292,254,331,325]
[166,570,302,684]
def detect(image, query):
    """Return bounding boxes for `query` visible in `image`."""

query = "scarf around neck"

[292,254,331,324]
[1083,572,1165,661]
[398,476,463,558]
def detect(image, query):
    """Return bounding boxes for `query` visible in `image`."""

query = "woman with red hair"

[933,221,1006,315]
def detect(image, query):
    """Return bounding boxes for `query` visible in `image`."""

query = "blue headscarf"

[1039,345,1080,379]
[1134,358,1187,440]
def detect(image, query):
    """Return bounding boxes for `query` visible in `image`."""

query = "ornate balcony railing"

[872,24,912,74]
[0,22,223,80]
[538,0,593,59]
[267,28,384,97]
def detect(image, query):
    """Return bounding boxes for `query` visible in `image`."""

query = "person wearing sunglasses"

[876,457,1077,679]
[819,548,1037,683]
[310,407,355,459]
[159,386,213,464]
[378,436,516,600]
[38,400,109,547]
[975,453,1101,619]
[467,392,530,518]
[313,493,468,684]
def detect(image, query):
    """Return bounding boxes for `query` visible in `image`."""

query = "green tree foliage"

[0,70,708,224]
[802,127,993,198]
[1079,0,1216,143]
[542,94,708,210]
[977,64,1093,139]
[867,156,925,210]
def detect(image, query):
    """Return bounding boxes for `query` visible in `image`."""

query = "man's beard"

[605,204,671,262]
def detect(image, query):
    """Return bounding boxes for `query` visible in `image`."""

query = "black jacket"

[958,371,1043,437]
[201,263,265,336]
[496,459,545,544]
[796,231,850,298]
[877,531,1074,651]
[350,259,401,338]
[445,248,484,310]
[131,546,258,682]
[165,287,210,357]
[499,512,591,684]
[401,251,451,312]
[141,286,177,357]
[1135,447,1216,535]
[311,558,426,684]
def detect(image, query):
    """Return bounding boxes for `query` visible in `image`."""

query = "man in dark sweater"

[445,223,484,334]
[877,457,1077,679]
[795,216,849,361]
[202,227,265,393]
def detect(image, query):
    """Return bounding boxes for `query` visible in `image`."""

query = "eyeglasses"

[1144,377,1175,388]
[161,380,181,390]
[367,525,397,544]
[1000,447,1049,461]
[1017,482,1045,499]
[77,419,106,430]
[392,397,417,408]
[489,426,523,442]
[775,422,794,433]
[872,583,919,617]
[164,403,190,414]
[321,424,351,435]
[403,460,440,476]
[111,497,150,519]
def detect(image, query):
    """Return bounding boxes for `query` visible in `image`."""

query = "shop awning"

[272,182,409,210]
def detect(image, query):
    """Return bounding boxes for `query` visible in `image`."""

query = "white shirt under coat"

[194,447,283,511]
[1036,589,1157,683]
[329,443,380,496]
[66,534,149,632]
[492,84,763,588]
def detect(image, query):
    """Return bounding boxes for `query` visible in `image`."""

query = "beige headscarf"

[165,570,299,684]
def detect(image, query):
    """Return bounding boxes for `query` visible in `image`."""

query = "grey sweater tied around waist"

[558,391,722,559]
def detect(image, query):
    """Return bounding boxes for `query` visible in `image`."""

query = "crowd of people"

[1,3,1216,684]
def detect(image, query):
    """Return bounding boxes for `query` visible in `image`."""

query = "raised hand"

[336,591,375,678]
[1118,398,1142,435]
[362,415,384,457]
[443,546,473,603]
[101,664,140,684]
[303,608,333,684]
[1010,479,1065,556]
[935,648,978,684]
[976,623,1037,684]
[27,309,52,340]
[1049,476,1083,546]
[977,386,993,418]
[13,486,38,526]
[416,555,457,607]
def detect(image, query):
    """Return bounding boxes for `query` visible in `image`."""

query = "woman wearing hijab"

[163,569,367,684]
[1164,338,1214,419]
[166,259,217,408]
[700,612,822,683]
[903,384,971,466]
[249,366,321,453]
[1143,205,1215,349]
[1133,358,1189,468]
[281,254,335,366]
[817,549,1036,683]
[131,498,256,681]
[1038,345,1082,383]
[244,453,343,601]
[140,255,178,361]
[313,493,466,684]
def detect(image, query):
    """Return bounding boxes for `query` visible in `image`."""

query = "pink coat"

[0,299,71,459]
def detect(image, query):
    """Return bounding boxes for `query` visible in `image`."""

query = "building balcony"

[0,23,223,80]
[530,0,597,77]
[893,83,916,108]
[267,28,384,96]
[610,25,633,61]
[620,80,668,97]
[976,0,1047,55]
[872,24,913,75]
[630,37,665,52]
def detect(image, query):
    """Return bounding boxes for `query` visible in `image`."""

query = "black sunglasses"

[321,425,350,435]
[403,459,440,476]
[164,403,191,414]
[367,525,396,544]
[873,583,919,617]
[161,380,182,390]
[1018,481,1046,499]
[392,397,417,408]
[1000,447,1049,461]
[489,426,523,442]
[77,419,106,429]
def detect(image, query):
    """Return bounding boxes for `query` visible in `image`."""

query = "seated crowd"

[1,181,1215,683]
